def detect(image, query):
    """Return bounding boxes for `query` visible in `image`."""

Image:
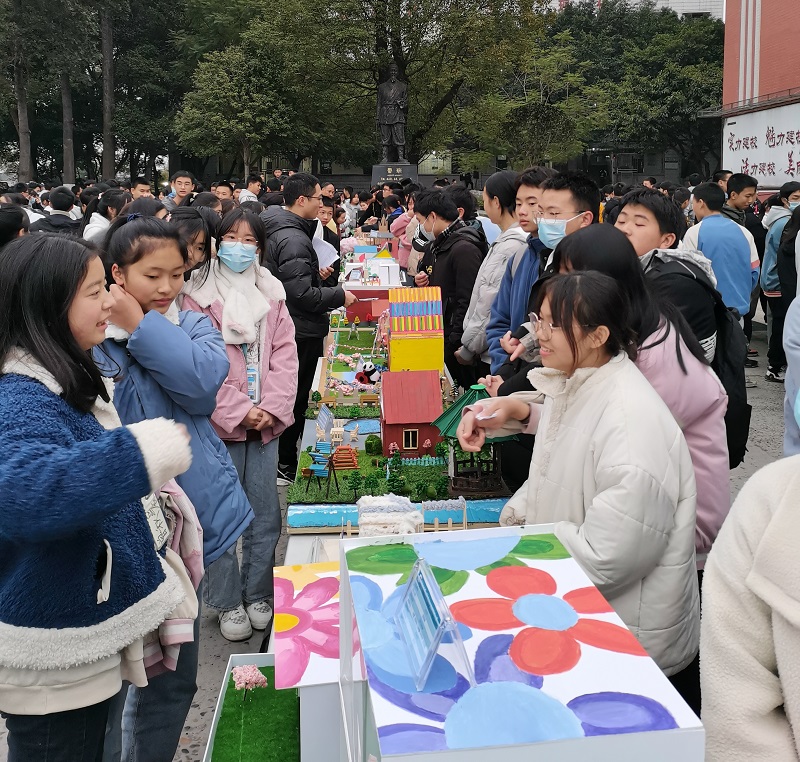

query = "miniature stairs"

[333,445,359,471]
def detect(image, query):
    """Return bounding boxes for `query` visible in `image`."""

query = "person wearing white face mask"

[181,208,299,641]
[534,172,597,254]
[760,182,800,382]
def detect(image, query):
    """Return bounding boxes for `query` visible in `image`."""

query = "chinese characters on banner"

[722,103,800,184]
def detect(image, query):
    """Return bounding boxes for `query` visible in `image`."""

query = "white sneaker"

[246,600,274,630]
[219,604,252,641]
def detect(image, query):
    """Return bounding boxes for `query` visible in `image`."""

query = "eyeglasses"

[528,312,562,341]
[305,194,323,201]
[221,233,258,246]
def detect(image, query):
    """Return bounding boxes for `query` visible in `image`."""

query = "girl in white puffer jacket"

[458,271,699,679]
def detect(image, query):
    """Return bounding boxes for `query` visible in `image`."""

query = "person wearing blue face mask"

[181,208,298,642]
[761,182,800,382]
[535,172,597,252]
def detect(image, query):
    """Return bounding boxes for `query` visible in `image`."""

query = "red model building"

[379,370,443,457]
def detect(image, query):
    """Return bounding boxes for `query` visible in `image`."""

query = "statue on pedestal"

[376,63,409,164]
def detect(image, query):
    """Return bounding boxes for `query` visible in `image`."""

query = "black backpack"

[648,260,751,468]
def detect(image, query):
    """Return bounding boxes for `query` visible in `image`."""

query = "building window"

[403,429,419,451]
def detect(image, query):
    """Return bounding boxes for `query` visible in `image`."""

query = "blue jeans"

[204,438,281,611]
[3,699,111,762]
[103,585,201,762]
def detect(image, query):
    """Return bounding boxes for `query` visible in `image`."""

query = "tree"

[344,472,363,501]
[100,9,115,179]
[363,473,382,496]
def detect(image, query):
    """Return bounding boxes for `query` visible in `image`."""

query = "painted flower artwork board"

[273,562,341,690]
[339,526,703,762]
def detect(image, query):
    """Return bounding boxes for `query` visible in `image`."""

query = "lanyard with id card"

[242,344,261,404]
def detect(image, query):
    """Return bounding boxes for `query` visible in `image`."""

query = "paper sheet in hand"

[313,237,340,269]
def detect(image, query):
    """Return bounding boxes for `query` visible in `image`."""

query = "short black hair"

[692,182,726,211]
[0,203,29,247]
[13,183,27,194]
[382,194,402,212]
[131,177,150,189]
[246,174,263,187]
[644,176,657,185]
[613,182,626,197]
[541,172,601,223]
[50,186,76,212]
[432,178,450,188]
[1,193,28,207]
[515,166,557,192]
[779,181,800,200]
[673,188,691,206]
[320,196,335,209]
[414,188,459,221]
[619,187,686,245]
[283,173,319,206]
[687,173,702,185]
[727,173,758,196]
[601,184,613,194]
[266,177,282,192]
[170,170,194,183]
[321,181,335,190]
[216,181,234,194]
[712,169,732,184]
[444,184,477,220]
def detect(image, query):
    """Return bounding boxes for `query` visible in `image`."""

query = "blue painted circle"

[416,537,519,572]
[567,692,678,735]
[344,418,380,433]
[511,594,579,631]
[444,682,583,748]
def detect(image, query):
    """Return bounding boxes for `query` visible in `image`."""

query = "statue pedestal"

[371,163,418,186]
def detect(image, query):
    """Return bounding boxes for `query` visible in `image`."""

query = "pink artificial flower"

[231,664,268,691]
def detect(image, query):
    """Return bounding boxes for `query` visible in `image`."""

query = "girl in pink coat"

[181,208,298,641]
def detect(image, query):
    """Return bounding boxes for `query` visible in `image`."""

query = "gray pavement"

[0,325,786,761]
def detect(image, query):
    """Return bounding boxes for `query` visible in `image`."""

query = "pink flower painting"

[274,574,340,689]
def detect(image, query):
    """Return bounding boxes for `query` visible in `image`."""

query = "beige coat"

[701,455,800,761]
[493,354,700,675]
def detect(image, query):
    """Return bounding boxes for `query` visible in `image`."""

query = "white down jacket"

[494,353,700,675]
[459,224,528,363]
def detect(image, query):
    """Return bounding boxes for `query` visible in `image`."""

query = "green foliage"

[364,434,383,456]
[363,473,383,496]
[344,471,363,500]
[434,441,449,459]
[304,405,380,420]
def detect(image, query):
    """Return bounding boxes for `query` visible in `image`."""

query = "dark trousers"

[667,569,703,717]
[279,336,324,471]
[767,294,788,369]
[3,698,112,762]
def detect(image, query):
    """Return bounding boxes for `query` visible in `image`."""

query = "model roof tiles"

[380,370,443,424]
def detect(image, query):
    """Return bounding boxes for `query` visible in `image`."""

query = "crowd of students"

[1,165,800,761]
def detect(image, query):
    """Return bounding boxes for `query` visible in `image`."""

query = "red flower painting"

[450,566,647,675]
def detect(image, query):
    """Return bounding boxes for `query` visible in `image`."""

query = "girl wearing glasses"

[458,271,699,687]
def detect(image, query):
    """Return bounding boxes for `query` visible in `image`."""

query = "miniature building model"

[387,286,444,372]
[380,370,443,457]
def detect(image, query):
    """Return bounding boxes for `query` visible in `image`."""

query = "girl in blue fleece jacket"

[0,235,191,761]
[95,216,253,762]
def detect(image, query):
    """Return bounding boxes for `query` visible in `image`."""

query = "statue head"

[388,63,399,82]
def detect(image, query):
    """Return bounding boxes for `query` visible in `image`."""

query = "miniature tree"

[363,473,382,495]
[341,315,349,326]
[364,434,383,456]
[344,472,363,501]
[390,451,403,471]
[386,470,406,495]
[435,441,448,459]
[331,314,340,327]
[353,316,361,327]
[311,390,322,408]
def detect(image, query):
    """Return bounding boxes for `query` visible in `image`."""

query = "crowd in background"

[1,164,800,761]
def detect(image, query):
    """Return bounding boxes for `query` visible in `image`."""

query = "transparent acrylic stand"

[395,558,476,692]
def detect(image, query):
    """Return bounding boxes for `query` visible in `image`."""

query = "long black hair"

[535,272,637,374]
[125,196,166,218]
[551,225,708,372]
[0,234,110,412]
[79,189,132,236]
[484,170,519,216]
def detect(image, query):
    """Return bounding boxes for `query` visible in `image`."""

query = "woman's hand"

[108,285,145,334]
[456,398,531,452]
[478,375,504,397]
[499,331,520,356]
[253,411,275,431]
[241,408,265,429]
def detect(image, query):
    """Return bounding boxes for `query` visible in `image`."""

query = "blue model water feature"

[287,498,508,529]
[344,419,381,434]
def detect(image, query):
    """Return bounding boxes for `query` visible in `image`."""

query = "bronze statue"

[376,63,408,164]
